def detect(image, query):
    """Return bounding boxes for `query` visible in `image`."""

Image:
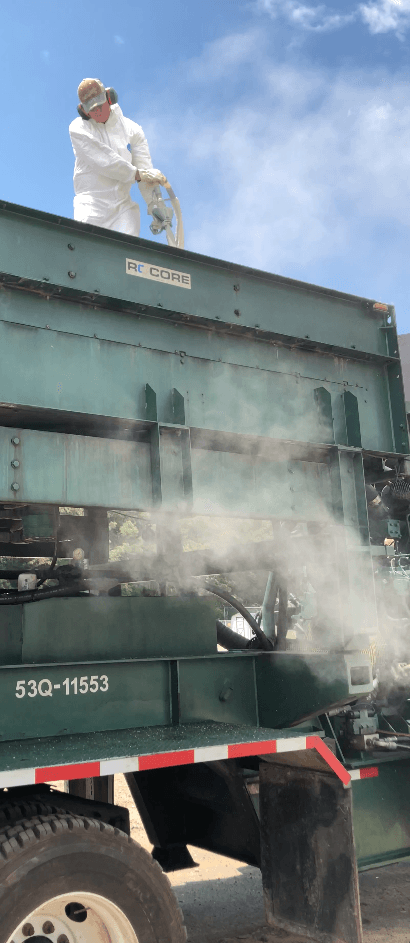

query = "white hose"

[162,179,184,249]
[146,180,184,250]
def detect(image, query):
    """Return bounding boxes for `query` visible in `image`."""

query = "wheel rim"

[7,891,139,943]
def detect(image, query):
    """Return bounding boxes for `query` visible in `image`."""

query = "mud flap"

[260,761,363,943]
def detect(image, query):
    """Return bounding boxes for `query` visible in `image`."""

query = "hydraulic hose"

[36,545,58,589]
[216,620,249,651]
[204,583,273,651]
[0,586,87,605]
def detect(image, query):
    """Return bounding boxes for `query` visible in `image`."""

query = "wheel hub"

[7,891,139,943]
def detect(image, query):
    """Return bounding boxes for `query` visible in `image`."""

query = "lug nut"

[42,921,55,934]
[22,925,35,937]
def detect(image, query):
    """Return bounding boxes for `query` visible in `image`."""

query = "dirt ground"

[112,775,410,943]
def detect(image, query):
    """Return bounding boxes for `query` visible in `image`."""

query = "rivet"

[11,460,19,468]
[11,437,20,446]
[68,271,76,279]
[11,483,20,491]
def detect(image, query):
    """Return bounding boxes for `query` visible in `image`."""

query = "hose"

[216,620,249,651]
[203,583,273,651]
[36,545,58,589]
[0,586,87,605]
[162,179,184,249]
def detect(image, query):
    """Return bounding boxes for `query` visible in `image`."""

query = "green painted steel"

[0,643,371,743]
[352,759,410,869]
[0,721,317,776]
[0,660,171,741]
[0,200,403,771]
[0,201,398,359]
[20,596,219,663]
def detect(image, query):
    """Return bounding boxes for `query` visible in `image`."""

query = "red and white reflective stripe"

[350,766,379,781]
[0,734,351,789]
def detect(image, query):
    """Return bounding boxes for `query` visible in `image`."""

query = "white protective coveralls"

[69,103,154,236]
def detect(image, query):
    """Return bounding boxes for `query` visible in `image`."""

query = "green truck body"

[1,200,410,943]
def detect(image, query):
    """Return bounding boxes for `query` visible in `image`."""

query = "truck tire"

[0,797,62,830]
[2,812,186,943]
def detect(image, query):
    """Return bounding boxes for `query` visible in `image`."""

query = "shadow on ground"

[172,856,410,943]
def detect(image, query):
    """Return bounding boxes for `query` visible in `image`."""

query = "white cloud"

[359,0,410,36]
[257,0,356,31]
[150,37,410,287]
[258,0,410,37]
[187,29,263,81]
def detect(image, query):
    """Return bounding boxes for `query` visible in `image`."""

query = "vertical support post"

[149,424,162,507]
[314,388,334,444]
[170,388,186,425]
[180,428,193,506]
[67,775,114,804]
[384,310,409,453]
[326,448,376,646]
[260,761,363,943]
[343,392,362,448]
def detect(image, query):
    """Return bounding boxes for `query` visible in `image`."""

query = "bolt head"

[11,460,19,468]
[68,271,76,279]
[11,482,20,492]
[11,437,20,446]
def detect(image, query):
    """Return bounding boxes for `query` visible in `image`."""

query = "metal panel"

[0,202,393,358]
[0,427,152,508]
[178,656,258,725]
[21,596,218,663]
[0,660,171,741]
[0,299,398,453]
[255,652,372,728]
[353,759,410,869]
[191,449,332,520]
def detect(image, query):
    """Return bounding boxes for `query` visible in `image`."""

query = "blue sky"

[3,0,410,330]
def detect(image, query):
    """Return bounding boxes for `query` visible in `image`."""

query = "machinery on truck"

[0,199,410,943]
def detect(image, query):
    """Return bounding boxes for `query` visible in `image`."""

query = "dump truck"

[0,199,410,943]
